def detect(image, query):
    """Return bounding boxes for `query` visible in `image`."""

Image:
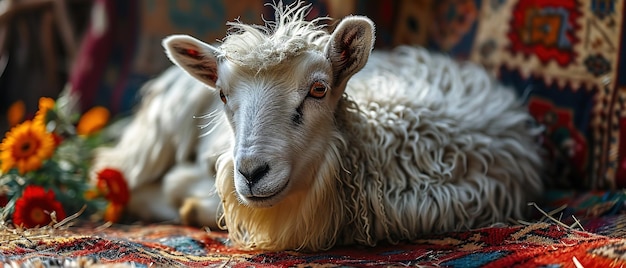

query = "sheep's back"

[346,46,527,133]
[336,46,543,245]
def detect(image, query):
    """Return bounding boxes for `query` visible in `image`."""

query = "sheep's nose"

[238,163,270,186]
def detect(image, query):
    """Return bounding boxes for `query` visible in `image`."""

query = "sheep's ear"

[163,35,220,87]
[325,16,375,89]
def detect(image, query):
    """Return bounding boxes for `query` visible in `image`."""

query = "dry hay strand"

[0,205,97,247]
[522,202,585,232]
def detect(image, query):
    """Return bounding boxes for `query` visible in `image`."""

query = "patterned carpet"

[2,190,626,267]
[1,218,625,267]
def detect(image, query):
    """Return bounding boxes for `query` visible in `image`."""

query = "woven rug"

[3,190,626,267]
[2,221,626,267]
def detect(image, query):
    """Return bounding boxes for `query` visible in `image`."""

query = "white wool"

[93,1,544,252]
[219,2,330,70]
[334,47,543,244]
[215,46,543,250]
[91,67,230,225]
[208,4,542,251]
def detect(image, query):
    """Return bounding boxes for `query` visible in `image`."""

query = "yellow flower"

[33,97,56,127]
[7,100,25,127]
[0,120,55,174]
[76,106,110,136]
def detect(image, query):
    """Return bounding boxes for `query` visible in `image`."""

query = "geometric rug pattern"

[2,221,626,267]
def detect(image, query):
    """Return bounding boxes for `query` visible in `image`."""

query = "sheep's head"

[163,15,374,208]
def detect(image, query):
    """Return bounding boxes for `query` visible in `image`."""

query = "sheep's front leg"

[179,196,221,228]
[162,162,221,229]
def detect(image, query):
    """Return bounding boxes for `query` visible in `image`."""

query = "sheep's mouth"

[241,180,290,207]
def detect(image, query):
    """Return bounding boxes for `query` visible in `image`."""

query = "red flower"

[0,193,8,207]
[96,168,130,205]
[13,185,66,228]
[51,133,64,147]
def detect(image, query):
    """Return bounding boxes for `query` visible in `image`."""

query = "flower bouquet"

[0,95,129,228]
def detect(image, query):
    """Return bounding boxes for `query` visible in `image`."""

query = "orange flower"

[0,120,55,174]
[76,106,110,136]
[7,100,25,127]
[103,203,124,223]
[13,185,66,228]
[96,168,130,205]
[33,97,55,127]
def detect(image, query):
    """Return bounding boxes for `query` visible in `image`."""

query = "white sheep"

[93,2,543,252]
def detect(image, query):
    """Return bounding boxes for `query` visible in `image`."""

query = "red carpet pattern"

[2,222,626,267]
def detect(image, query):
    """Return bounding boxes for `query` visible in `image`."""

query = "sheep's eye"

[219,90,227,104]
[308,81,327,99]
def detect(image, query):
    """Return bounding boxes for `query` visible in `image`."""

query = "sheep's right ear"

[163,35,220,87]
